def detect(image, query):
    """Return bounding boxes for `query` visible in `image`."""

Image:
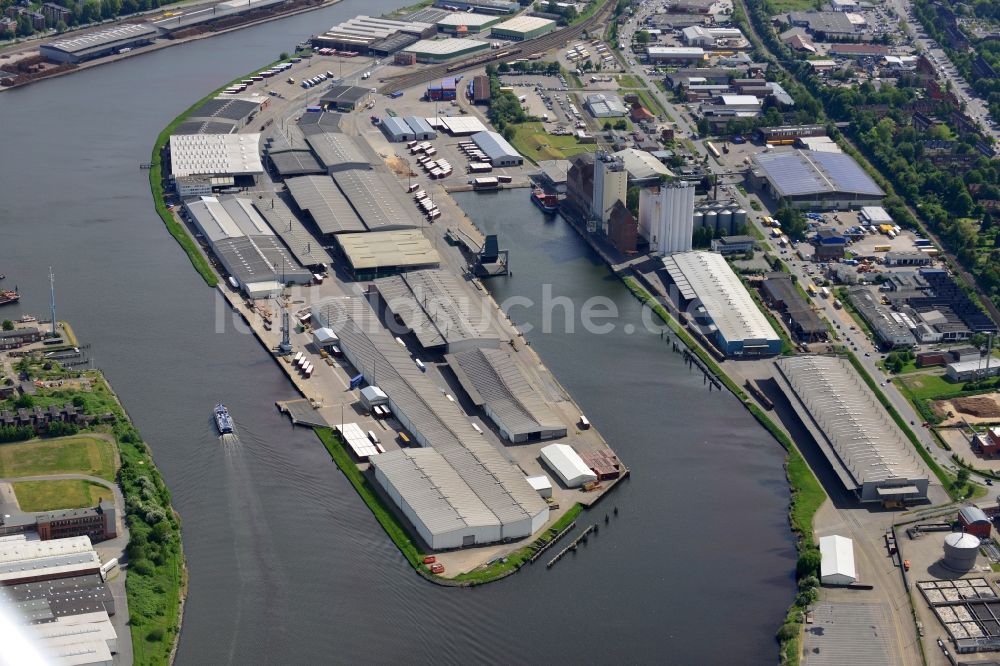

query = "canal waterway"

[0,10,793,663]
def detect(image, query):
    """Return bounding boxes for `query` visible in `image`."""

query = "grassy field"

[616,73,643,88]
[509,123,599,163]
[0,434,117,481]
[13,479,108,511]
[896,373,966,401]
[766,0,819,12]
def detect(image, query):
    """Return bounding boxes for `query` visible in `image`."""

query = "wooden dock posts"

[546,524,597,568]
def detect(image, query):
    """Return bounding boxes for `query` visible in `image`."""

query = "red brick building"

[958,505,992,540]
[36,500,118,543]
[608,201,638,253]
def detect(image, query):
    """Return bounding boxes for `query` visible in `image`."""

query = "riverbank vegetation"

[3,354,184,663]
[150,57,296,287]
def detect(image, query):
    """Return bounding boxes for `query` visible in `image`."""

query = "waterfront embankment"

[0,0,343,92]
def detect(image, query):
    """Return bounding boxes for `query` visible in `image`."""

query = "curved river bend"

[0,14,793,663]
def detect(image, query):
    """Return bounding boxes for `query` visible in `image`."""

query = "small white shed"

[360,386,389,410]
[819,535,857,586]
[525,475,553,499]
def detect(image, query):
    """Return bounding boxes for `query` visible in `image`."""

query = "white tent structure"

[540,444,597,488]
[819,535,857,586]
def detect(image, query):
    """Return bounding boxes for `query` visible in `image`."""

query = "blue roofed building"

[750,149,884,210]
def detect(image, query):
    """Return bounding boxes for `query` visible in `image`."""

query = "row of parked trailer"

[457,141,489,164]
[222,61,294,94]
[292,351,314,378]
[407,140,435,156]
[302,71,336,89]
[412,188,442,221]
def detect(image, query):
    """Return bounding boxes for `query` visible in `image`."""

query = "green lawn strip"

[509,122,598,163]
[383,0,433,17]
[315,427,423,568]
[149,57,294,287]
[0,434,117,480]
[633,87,667,119]
[13,479,108,511]
[843,353,959,498]
[616,73,642,88]
[895,372,967,401]
[451,503,584,584]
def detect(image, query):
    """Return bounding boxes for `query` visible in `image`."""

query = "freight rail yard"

[158,31,626,580]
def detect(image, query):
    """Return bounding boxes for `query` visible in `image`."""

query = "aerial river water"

[0,7,793,663]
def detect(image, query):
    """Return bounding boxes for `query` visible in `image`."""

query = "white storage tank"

[693,211,704,228]
[943,532,980,571]
[733,208,748,228]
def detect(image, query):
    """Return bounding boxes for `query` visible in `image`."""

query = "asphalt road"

[889,0,1000,142]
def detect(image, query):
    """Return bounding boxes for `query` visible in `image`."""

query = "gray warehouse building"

[774,355,928,505]
[472,131,523,167]
[305,132,372,173]
[446,347,567,443]
[750,149,884,210]
[314,297,549,549]
[374,269,500,352]
[285,175,366,235]
[182,195,312,296]
[380,116,416,143]
[40,24,158,64]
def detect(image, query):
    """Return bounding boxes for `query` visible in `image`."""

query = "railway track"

[378,0,617,94]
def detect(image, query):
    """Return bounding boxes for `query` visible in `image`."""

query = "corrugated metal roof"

[446,348,566,439]
[540,444,597,485]
[313,297,548,531]
[662,251,779,345]
[381,116,415,140]
[403,116,436,136]
[960,505,991,525]
[472,131,520,162]
[336,230,440,271]
[372,448,500,536]
[305,132,370,171]
[253,196,333,267]
[331,169,422,231]
[775,355,926,485]
[374,269,499,350]
[285,176,366,234]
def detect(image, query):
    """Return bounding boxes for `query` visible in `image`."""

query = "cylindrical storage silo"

[943,532,980,571]
[734,208,748,229]
[704,210,717,231]
[693,211,704,228]
[718,209,733,234]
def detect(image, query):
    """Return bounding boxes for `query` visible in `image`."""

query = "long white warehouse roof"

[775,355,926,485]
[373,447,501,536]
[662,251,779,345]
[819,535,856,583]
[169,133,264,178]
[540,443,597,487]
